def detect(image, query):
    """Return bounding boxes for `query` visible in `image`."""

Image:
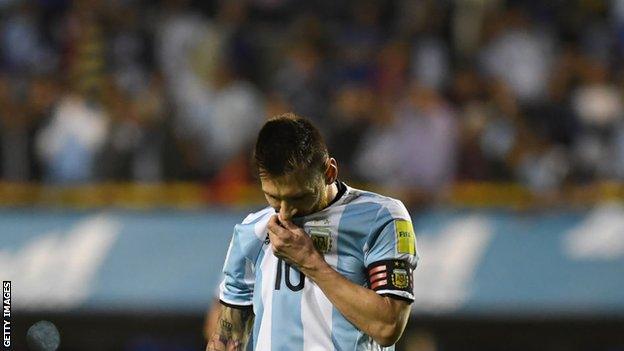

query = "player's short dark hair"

[254,113,328,178]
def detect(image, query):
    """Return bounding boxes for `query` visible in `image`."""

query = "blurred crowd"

[2,0,624,199]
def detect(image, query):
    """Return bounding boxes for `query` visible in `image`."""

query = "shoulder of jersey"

[345,186,411,220]
[241,206,275,225]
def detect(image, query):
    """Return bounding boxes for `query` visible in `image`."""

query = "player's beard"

[308,181,336,215]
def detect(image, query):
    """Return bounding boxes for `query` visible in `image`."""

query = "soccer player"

[207,113,419,351]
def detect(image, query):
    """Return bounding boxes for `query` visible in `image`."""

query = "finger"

[279,218,299,231]
[269,214,279,224]
[267,215,285,233]
[207,338,225,351]
[267,225,284,240]
[267,230,285,247]
[267,214,279,228]
[268,217,291,238]
[267,229,278,242]
[226,340,242,351]
[268,231,289,256]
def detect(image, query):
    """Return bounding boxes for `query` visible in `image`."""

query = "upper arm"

[219,224,256,306]
[364,201,419,302]
[220,210,271,307]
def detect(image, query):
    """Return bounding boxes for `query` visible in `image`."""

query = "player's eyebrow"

[263,191,311,200]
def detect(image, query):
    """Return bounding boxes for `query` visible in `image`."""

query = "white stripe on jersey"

[301,205,346,351]
[252,208,274,240]
[256,244,277,350]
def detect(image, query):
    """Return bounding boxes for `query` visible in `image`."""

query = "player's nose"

[279,202,296,221]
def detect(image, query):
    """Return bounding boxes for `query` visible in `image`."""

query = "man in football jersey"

[207,113,418,351]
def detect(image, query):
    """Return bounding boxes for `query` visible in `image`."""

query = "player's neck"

[320,182,338,211]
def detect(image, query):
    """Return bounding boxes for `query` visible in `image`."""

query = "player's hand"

[206,336,243,351]
[267,214,320,270]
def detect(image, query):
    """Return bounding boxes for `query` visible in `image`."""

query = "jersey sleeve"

[218,222,256,307]
[364,200,419,302]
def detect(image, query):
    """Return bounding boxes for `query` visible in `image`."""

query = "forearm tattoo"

[206,304,254,351]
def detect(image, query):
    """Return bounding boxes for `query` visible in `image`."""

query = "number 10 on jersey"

[274,257,305,291]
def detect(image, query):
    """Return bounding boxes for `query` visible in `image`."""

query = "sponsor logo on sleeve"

[395,220,416,255]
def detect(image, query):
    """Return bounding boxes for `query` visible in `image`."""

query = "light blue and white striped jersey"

[219,182,419,351]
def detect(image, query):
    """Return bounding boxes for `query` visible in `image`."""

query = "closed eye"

[265,193,311,201]
[288,193,314,201]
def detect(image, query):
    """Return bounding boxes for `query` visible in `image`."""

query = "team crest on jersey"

[391,268,409,289]
[308,227,332,254]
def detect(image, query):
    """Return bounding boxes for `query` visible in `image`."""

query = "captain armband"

[366,259,413,293]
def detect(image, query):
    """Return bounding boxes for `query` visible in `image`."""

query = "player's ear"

[324,158,338,184]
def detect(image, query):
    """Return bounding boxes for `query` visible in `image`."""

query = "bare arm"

[203,298,222,342]
[268,216,412,346]
[206,304,254,351]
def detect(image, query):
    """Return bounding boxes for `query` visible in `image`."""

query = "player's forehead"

[260,171,318,197]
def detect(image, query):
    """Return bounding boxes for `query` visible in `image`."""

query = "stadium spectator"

[1,2,54,76]
[0,75,28,181]
[479,6,555,105]
[35,88,108,183]
[98,75,169,182]
[272,40,330,130]
[326,82,374,180]
[571,58,624,181]
[355,83,457,202]
[156,0,263,179]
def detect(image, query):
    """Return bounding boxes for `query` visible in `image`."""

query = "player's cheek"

[306,195,320,211]
[265,196,279,210]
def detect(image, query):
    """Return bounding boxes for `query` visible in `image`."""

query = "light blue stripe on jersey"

[221,215,266,305]
[360,205,396,351]
[364,206,397,266]
[221,225,253,304]
[333,201,382,350]
[271,263,304,351]
[252,246,266,351]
